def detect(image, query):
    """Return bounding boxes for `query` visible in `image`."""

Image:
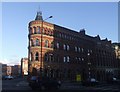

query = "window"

[65,35,66,39]
[81,48,84,52]
[79,58,81,61]
[36,39,40,46]
[51,42,54,48]
[75,47,77,52]
[67,56,70,62]
[90,50,92,53]
[59,33,61,38]
[78,47,81,52]
[62,34,64,38]
[64,56,70,62]
[34,27,37,34]
[37,27,40,33]
[63,57,66,62]
[67,45,70,51]
[33,40,36,46]
[49,54,54,62]
[31,39,34,46]
[42,28,45,34]
[30,40,32,46]
[29,27,32,34]
[45,40,49,47]
[35,52,39,61]
[57,42,59,49]
[30,53,33,61]
[45,54,48,62]
[63,44,66,50]
[82,58,84,61]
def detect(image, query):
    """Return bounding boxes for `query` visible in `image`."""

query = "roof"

[35,11,43,21]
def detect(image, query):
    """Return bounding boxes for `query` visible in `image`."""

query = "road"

[1,77,120,92]
[2,77,31,91]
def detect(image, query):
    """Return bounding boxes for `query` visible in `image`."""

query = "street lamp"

[40,16,53,76]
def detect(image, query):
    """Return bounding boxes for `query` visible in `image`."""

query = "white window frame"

[67,56,70,62]
[67,45,70,51]
[57,42,59,49]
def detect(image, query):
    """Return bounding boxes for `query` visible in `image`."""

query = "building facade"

[21,58,28,75]
[113,43,120,59]
[2,64,7,76]
[11,65,21,76]
[7,66,12,75]
[28,11,119,82]
[112,43,120,78]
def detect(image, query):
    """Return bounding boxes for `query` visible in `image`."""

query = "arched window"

[31,39,34,46]
[36,39,40,46]
[51,42,54,48]
[34,27,37,34]
[44,54,48,61]
[42,28,45,34]
[35,52,39,61]
[30,52,33,61]
[37,27,40,34]
[30,40,31,46]
[29,27,32,34]
[44,40,49,48]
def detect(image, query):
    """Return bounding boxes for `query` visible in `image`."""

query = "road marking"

[16,81,29,87]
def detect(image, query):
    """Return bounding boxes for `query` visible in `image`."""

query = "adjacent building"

[2,64,7,76]
[11,65,21,76]
[7,66,12,75]
[21,58,28,75]
[2,64,21,77]
[112,43,120,78]
[28,11,119,82]
[113,43,120,59]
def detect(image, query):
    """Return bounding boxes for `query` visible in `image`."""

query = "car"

[28,76,61,90]
[107,77,120,85]
[82,78,99,86]
[3,75,14,80]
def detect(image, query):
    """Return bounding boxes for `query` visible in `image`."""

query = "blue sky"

[1,2,118,65]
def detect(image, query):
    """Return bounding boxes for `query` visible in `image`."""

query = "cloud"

[0,57,21,66]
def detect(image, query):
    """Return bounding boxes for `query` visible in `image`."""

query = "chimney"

[79,29,85,35]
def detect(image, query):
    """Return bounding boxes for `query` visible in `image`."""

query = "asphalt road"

[1,77,120,92]
[2,77,31,91]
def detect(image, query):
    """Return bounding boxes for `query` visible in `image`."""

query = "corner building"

[28,11,118,82]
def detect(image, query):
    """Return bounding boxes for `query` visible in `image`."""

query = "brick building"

[28,11,119,82]
[113,43,120,59]
[7,66,12,75]
[2,64,7,76]
[11,65,21,76]
[112,43,120,78]
[21,58,28,75]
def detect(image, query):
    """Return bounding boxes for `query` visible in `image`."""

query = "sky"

[0,2,118,65]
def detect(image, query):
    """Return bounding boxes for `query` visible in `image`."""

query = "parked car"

[82,78,99,86]
[3,75,14,80]
[107,77,120,85]
[28,76,61,90]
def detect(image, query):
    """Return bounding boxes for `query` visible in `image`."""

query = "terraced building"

[28,11,119,82]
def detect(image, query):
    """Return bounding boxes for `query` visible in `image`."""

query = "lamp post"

[40,16,53,76]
